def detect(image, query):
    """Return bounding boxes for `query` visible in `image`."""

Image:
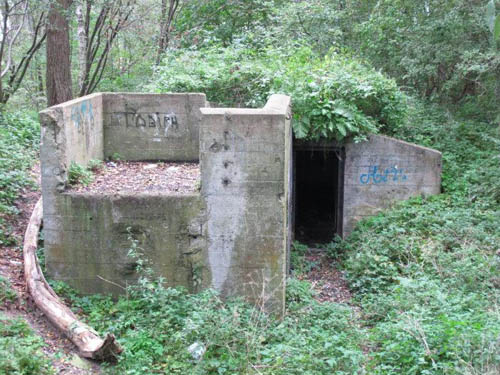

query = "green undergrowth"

[0,276,17,305]
[53,278,364,374]
[67,159,103,187]
[49,100,500,374]
[0,313,53,375]
[0,111,39,245]
[149,45,406,142]
[334,102,500,374]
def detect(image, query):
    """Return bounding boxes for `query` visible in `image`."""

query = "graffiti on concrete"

[71,100,95,150]
[71,100,95,132]
[360,165,408,185]
[108,112,179,137]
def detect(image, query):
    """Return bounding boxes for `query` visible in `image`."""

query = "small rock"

[187,342,206,361]
[68,354,93,370]
[143,164,158,170]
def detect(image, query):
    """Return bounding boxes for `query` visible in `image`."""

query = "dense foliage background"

[0,0,499,374]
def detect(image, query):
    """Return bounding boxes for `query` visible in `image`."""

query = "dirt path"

[297,247,353,304]
[0,166,101,374]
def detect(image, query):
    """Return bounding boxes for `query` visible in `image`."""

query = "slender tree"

[0,0,46,105]
[155,0,179,65]
[75,0,134,97]
[46,0,72,106]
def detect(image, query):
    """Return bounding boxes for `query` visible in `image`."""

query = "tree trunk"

[23,198,122,360]
[155,0,178,65]
[156,0,168,65]
[75,1,88,92]
[46,0,73,106]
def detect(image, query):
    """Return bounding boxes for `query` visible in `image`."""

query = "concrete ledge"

[200,94,292,116]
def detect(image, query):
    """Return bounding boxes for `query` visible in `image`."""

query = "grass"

[0,314,54,375]
[52,276,364,374]
[0,111,52,375]
[67,161,94,186]
[0,276,17,305]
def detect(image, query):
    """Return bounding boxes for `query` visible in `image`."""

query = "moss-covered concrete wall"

[44,193,207,294]
[40,94,104,220]
[102,93,206,161]
[41,93,209,297]
[40,92,439,316]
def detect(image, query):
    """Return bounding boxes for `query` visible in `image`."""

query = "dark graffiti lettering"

[109,111,182,137]
[148,114,157,127]
[136,114,146,127]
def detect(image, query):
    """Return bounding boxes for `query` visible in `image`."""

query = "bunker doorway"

[293,147,344,244]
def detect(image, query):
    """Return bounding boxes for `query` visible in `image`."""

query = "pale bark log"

[23,198,122,360]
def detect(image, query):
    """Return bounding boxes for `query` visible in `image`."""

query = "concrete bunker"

[40,92,441,315]
[41,93,292,315]
[292,135,442,243]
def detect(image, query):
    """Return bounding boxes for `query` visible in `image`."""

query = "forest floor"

[68,161,200,194]
[298,249,352,304]
[0,165,101,374]
[1,165,355,374]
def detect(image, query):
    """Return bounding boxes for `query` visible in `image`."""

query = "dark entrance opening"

[293,146,344,244]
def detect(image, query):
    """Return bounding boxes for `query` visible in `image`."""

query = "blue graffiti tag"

[360,165,408,185]
[71,100,94,131]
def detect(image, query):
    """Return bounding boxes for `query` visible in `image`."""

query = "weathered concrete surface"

[200,94,292,315]
[40,93,208,297]
[40,93,291,316]
[40,94,104,219]
[40,92,440,315]
[343,134,442,235]
[44,193,207,294]
[102,93,206,161]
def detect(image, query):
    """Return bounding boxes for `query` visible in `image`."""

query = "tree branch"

[1,0,27,77]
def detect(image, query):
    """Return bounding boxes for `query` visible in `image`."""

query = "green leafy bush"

[173,0,276,48]
[337,103,500,373]
[54,266,364,374]
[149,45,407,141]
[87,159,104,172]
[289,241,309,275]
[356,0,500,120]
[0,276,16,304]
[0,111,39,245]
[0,314,53,375]
[67,161,94,186]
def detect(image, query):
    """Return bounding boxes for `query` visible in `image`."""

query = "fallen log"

[23,198,122,360]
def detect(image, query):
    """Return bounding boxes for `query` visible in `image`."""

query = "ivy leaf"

[333,106,353,120]
[336,122,347,137]
[293,119,308,139]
